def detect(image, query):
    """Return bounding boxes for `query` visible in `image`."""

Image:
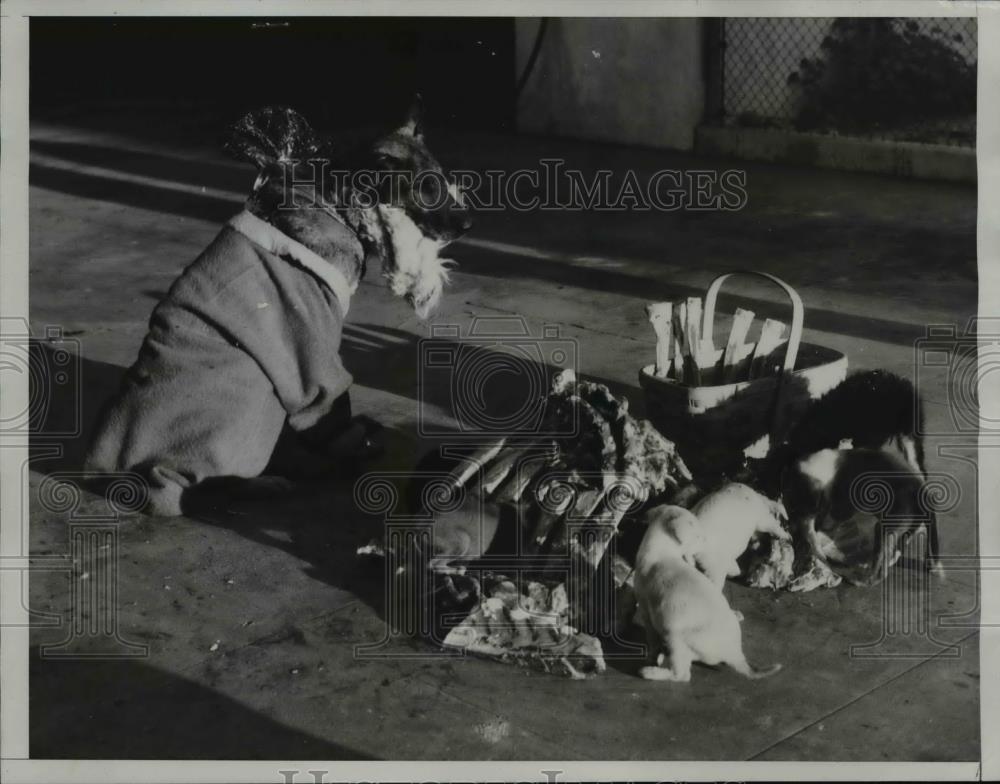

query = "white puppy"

[634,505,782,682]
[689,483,791,587]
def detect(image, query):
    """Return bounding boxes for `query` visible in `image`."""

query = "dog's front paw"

[327,417,385,462]
[774,526,794,542]
[244,476,297,496]
[639,664,689,682]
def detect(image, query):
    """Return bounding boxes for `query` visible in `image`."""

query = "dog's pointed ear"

[398,93,425,139]
[224,106,320,170]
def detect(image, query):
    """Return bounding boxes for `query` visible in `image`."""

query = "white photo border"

[1,1,994,781]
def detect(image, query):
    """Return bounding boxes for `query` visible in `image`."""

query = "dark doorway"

[31,17,516,140]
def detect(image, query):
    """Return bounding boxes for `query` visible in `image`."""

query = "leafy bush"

[788,19,976,133]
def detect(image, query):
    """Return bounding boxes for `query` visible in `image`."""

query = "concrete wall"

[514,18,705,151]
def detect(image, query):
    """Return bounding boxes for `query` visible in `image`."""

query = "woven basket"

[639,271,847,482]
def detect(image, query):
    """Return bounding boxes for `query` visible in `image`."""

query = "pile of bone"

[436,369,694,676]
[363,370,845,678]
[447,369,694,568]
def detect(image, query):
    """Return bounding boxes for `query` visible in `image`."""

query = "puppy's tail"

[731,657,783,680]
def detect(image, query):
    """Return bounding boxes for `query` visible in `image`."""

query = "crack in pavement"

[746,629,980,761]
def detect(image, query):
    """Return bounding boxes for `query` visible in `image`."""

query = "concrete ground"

[26,109,980,761]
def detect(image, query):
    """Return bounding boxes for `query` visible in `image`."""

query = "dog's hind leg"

[660,640,694,682]
[639,665,679,681]
[640,622,661,667]
[926,510,945,577]
[788,513,841,591]
[639,635,693,682]
[896,434,926,481]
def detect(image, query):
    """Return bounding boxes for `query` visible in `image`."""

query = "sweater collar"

[227,210,353,316]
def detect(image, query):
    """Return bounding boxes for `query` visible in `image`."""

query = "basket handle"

[702,271,804,372]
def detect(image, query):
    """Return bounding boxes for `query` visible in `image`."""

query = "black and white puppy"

[777,370,941,582]
[782,369,927,478]
[782,448,935,586]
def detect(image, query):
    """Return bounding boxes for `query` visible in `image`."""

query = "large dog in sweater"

[85,100,471,516]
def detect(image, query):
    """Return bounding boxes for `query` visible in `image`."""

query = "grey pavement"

[26,115,979,761]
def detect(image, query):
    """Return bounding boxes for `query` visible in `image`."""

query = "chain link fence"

[718,17,976,147]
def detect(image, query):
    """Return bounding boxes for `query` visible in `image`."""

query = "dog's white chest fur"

[797,448,842,490]
[377,205,453,319]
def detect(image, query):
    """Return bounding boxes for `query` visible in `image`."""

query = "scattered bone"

[445,437,507,492]
[720,308,755,382]
[749,318,787,380]
[480,445,527,495]
[646,302,673,378]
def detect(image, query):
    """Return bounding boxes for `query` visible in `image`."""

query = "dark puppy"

[768,369,940,579]
[783,369,926,476]
[86,100,471,516]
[782,448,934,586]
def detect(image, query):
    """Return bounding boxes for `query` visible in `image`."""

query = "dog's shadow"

[27,331,644,637]
[339,320,645,428]
[179,472,400,623]
[27,339,411,625]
